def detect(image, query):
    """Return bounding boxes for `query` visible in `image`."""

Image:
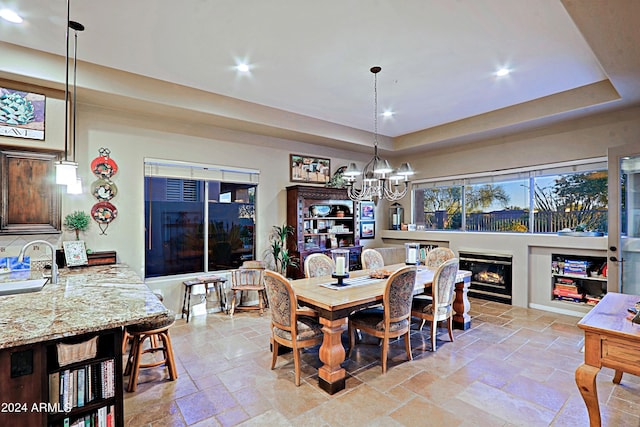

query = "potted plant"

[264,224,298,275]
[64,210,91,240]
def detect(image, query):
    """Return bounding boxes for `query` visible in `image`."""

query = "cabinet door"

[0,343,46,427]
[0,149,61,234]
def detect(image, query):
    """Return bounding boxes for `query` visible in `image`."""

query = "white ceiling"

[0,0,638,154]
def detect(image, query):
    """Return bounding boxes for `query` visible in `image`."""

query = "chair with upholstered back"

[411,257,459,351]
[361,248,385,270]
[304,253,335,278]
[263,270,324,386]
[229,268,267,316]
[425,247,455,268]
[347,266,417,373]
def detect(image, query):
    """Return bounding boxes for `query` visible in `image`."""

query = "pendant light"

[55,0,78,186]
[66,19,84,194]
[344,66,414,203]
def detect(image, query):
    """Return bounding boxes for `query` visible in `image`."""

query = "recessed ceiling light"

[496,68,510,77]
[235,63,250,73]
[0,9,23,24]
[382,111,394,118]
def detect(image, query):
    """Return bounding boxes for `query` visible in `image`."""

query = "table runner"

[319,275,381,290]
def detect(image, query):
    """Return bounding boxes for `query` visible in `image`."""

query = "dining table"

[290,263,471,394]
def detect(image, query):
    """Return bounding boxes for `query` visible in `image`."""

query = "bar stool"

[123,290,164,354]
[124,314,178,392]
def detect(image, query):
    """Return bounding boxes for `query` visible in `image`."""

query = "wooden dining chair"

[361,248,385,270]
[411,257,459,351]
[347,266,417,373]
[303,253,335,278]
[263,270,324,386]
[229,268,267,316]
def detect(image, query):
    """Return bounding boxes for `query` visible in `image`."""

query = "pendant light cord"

[72,28,78,162]
[371,66,381,158]
[64,0,70,162]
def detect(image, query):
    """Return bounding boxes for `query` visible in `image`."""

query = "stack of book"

[585,294,602,305]
[563,260,588,277]
[553,279,584,302]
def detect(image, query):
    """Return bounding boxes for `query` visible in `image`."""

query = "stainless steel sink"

[0,278,48,296]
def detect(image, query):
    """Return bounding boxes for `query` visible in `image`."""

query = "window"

[412,159,607,234]
[144,160,259,278]
[465,176,529,232]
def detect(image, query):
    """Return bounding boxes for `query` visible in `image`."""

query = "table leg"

[575,363,601,427]
[453,275,471,330]
[317,317,347,395]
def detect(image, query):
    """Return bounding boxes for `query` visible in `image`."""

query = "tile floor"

[123,298,640,426]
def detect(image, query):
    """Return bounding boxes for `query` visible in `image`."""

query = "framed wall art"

[0,87,46,140]
[360,201,375,221]
[360,222,375,239]
[290,154,331,184]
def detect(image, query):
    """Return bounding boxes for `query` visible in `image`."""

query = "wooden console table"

[575,292,640,427]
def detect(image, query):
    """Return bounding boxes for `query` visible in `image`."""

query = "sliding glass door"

[608,144,640,294]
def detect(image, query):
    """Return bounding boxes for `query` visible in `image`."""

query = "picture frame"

[360,201,375,220]
[63,240,89,267]
[0,87,46,140]
[290,154,331,184]
[360,222,375,239]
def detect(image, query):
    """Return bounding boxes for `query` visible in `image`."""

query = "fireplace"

[459,252,513,304]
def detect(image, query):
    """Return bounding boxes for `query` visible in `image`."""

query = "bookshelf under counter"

[0,264,169,427]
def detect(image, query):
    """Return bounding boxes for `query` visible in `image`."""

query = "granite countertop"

[0,264,169,349]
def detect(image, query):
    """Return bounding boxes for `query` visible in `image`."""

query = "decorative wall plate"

[91,156,118,179]
[91,179,117,201]
[309,204,331,217]
[91,201,117,223]
[91,201,118,235]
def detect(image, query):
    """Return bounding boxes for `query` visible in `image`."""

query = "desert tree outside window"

[412,159,607,234]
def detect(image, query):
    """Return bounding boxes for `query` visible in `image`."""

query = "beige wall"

[2,42,639,313]
[65,105,371,279]
[374,107,640,313]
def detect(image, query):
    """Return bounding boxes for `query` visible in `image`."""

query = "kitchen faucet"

[17,240,58,284]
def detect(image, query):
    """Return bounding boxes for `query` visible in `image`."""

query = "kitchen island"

[0,264,169,427]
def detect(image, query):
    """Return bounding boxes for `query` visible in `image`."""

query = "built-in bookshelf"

[551,253,607,307]
[0,328,123,427]
[45,329,122,427]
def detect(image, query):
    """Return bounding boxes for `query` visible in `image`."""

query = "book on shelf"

[72,370,78,409]
[555,277,576,285]
[77,367,85,407]
[554,283,578,292]
[49,371,60,406]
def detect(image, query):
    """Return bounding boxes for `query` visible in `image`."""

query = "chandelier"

[344,66,414,203]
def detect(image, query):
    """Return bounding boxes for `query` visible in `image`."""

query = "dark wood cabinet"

[0,148,61,234]
[286,185,361,279]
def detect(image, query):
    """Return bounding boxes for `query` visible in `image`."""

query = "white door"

[608,144,640,295]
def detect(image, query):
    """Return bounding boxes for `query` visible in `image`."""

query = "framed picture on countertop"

[63,240,88,267]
